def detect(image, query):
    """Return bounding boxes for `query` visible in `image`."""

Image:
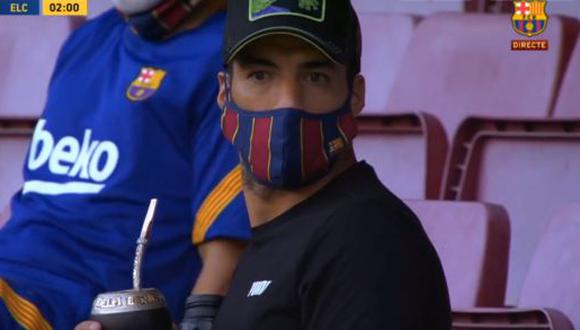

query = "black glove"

[179,294,224,330]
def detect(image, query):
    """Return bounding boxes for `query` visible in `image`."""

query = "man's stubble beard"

[239,147,355,199]
[240,161,276,199]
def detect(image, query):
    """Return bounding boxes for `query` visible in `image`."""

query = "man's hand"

[75,240,244,330]
[180,239,245,329]
[74,321,101,330]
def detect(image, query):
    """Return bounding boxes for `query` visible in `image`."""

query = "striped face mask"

[113,0,202,41]
[220,90,358,189]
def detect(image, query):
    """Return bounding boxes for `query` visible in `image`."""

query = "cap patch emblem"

[249,0,326,22]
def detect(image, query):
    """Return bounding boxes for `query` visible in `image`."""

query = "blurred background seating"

[406,200,510,308]
[442,117,580,305]
[452,204,580,330]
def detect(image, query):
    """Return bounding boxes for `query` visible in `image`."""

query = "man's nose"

[274,79,305,109]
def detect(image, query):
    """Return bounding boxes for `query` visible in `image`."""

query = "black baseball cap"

[224,0,361,73]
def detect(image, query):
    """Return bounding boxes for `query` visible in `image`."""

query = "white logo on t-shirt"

[23,119,120,195]
[247,280,272,297]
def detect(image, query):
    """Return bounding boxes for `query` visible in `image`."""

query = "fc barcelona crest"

[126,67,167,102]
[512,0,548,37]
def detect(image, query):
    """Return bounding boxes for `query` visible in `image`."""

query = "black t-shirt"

[213,162,451,330]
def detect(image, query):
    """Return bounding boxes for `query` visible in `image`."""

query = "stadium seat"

[0,16,74,117]
[0,205,8,228]
[352,0,463,16]
[354,112,447,199]
[453,308,573,330]
[0,119,35,211]
[547,1,580,21]
[441,117,580,305]
[452,204,580,329]
[406,200,510,308]
[387,13,578,139]
[88,1,113,19]
[359,13,418,114]
[553,33,580,117]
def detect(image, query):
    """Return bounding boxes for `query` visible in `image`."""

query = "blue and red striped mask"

[221,93,358,189]
[113,0,202,41]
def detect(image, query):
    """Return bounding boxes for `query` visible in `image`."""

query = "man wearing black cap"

[211,0,451,329]
[75,0,451,329]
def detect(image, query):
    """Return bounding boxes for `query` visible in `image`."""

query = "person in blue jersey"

[0,0,250,329]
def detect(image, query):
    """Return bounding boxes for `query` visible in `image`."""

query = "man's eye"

[307,73,329,84]
[249,71,268,81]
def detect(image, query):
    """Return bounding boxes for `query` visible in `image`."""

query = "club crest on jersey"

[512,0,548,37]
[126,67,167,102]
[249,0,326,22]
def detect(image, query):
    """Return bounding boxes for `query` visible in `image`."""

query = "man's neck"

[175,0,226,34]
[243,153,357,228]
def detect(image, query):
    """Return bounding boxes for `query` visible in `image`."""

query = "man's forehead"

[234,34,331,63]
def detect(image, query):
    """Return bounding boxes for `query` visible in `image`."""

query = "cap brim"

[225,27,341,65]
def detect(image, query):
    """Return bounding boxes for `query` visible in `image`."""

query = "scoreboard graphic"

[0,0,88,16]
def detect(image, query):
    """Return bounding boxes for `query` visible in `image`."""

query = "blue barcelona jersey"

[0,9,249,329]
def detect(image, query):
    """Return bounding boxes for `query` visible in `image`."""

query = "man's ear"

[350,74,365,116]
[217,71,227,110]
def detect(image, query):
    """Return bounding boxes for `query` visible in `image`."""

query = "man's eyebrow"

[300,59,336,70]
[236,55,278,68]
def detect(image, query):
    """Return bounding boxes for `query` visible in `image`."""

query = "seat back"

[406,200,510,308]
[88,1,113,19]
[354,113,447,199]
[519,204,580,329]
[453,308,574,330]
[0,205,9,228]
[352,0,463,16]
[0,16,73,117]
[0,120,35,211]
[442,118,580,305]
[359,13,417,114]
[387,13,577,138]
[553,34,580,117]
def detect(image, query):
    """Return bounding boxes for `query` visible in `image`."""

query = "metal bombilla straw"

[90,198,172,330]
[133,198,158,291]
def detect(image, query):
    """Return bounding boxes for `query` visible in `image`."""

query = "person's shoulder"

[329,195,420,233]
[172,11,226,56]
[313,195,434,259]
[48,9,124,80]
[61,9,124,54]
[82,8,124,32]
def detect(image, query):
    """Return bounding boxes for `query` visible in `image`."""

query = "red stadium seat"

[0,16,75,117]
[453,308,573,330]
[452,204,580,330]
[354,112,447,199]
[518,203,580,327]
[0,119,35,212]
[0,205,8,228]
[553,34,580,117]
[387,13,578,139]
[406,200,510,308]
[442,117,580,305]
[359,13,418,114]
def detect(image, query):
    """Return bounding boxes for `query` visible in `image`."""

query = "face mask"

[110,0,162,15]
[221,87,358,189]
[112,0,202,40]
